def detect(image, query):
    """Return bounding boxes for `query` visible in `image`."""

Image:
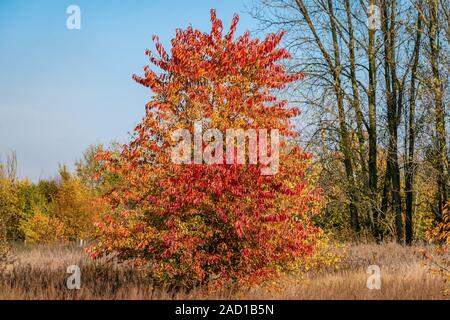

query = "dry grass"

[0,242,447,300]
[251,243,447,300]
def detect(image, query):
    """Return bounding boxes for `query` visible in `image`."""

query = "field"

[0,242,447,300]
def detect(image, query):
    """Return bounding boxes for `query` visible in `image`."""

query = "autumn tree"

[20,166,101,243]
[90,10,323,288]
[0,153,20,242]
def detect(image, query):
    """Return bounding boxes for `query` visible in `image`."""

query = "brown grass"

[0,242,447,300]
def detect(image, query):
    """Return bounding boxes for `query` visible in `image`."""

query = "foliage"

[299,231,343,273]
[0,162,21,241]
[89,10,323,288]
[76,144,105,189]
[20,166,102,243]
[422,205,450,296]
[20,208,66,244]
[76,143,122,192]
[0,149,105,245]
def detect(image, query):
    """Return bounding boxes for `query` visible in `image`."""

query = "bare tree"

[252,0,449,243]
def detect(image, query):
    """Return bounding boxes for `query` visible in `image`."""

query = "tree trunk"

[382,0,403,243]
[405,2,422,245]
[296,0,360,233]
[367,0,379,240]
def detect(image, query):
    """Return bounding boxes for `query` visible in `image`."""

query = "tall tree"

[381,0,404,243]
[293,0,360,233]
[366,0,380,239]
[428,0,448,222]
[405,0,423,245]
[253,0,449,242]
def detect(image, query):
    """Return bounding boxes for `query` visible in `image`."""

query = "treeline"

[253,0,449,243]
[1,1,449,246]
[0,148,105,244]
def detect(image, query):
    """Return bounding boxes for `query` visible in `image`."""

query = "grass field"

[0,242,447,300]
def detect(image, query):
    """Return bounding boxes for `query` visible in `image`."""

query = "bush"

[423,205,450,295]
[20,166,102,243]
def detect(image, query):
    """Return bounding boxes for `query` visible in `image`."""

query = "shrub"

[423,205,450,296]
[20,167,101,243]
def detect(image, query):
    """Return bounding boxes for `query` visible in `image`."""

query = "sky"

[0,0,263,181]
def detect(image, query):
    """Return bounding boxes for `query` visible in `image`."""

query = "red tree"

[90,10,323,288]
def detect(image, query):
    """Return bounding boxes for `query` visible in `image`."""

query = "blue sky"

[0,0,263,181]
